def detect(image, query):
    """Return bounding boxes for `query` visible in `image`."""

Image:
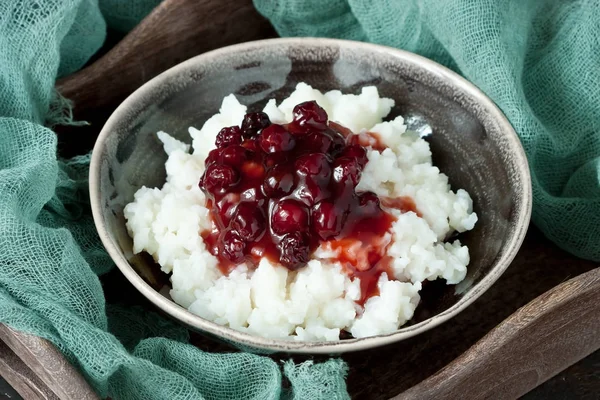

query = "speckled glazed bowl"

[90,38,531,354]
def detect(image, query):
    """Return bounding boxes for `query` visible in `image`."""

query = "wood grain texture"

[0,325,98,400]
[0,339,56,400]
[524,349,600,399]
[393,266,600,400]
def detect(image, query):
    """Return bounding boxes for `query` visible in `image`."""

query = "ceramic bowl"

[90,38,532,354]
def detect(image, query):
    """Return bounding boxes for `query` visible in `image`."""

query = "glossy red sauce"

[329,121,387,152]
[198,101,418,305]
[381,196,421,217]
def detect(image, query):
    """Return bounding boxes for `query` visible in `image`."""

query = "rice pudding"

[124,83,477,341]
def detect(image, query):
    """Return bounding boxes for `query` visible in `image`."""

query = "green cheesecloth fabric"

[0,1,348,399]
[254,0,600,262]
[2,0,599,398]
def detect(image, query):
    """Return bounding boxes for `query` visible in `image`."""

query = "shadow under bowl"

[90,38,532,354]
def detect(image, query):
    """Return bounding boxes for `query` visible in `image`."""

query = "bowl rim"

[90,37,532,354]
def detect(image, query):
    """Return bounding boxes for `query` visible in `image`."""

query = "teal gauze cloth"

[254,0,600,261]
[2,0,600,398]
[0,1,348,399]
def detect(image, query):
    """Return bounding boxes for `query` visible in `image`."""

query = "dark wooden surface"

[2,0,599,399]
[0,340,55,400]
[0,325,98,400]
[524,350,600,400]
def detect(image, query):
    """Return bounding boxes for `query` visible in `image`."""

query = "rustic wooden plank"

[0,339,56,400]
[393,266,600,400]
[0,325,98,400]
[524,349,600,399]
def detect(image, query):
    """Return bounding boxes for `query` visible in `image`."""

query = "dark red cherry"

[332,157,361,186]
[271,199,309,235]
[240,186,264,202]
[220,229,246,263]
[296,178,328,206]
[231,202,266,241]
[205,148,223,167]
[325,129,347,156]
[278,232,309,270]
[302,131,332,154]
[215,197,237,228]
[240,161,265,179]
[241,137,261,152]
[264,152,288,168]
[215,126,243,148]
[292,101,328,131]
[312,201,342,240]
[262,165,295,197]
[259,124,296,153]
[220,145,248,167]
[295,153,332,184]
[341,144,368,168]
[241,112,271,138]
[199,164,239,194]
[358,191,381,216]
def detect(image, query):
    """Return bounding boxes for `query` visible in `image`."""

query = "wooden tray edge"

[0,325,99,400]
[393,266,600,399]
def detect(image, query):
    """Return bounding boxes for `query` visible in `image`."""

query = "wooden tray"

[2,1,599,398]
